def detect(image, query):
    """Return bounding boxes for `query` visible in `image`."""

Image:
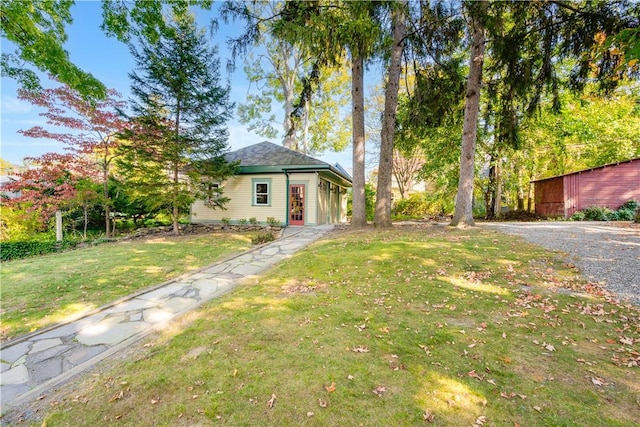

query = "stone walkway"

[1,225,334,410]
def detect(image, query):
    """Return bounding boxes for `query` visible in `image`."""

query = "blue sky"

[0,1,352,170]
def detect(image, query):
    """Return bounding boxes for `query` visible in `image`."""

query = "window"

[208,183,220,200]
[204,182,221,207]
[254,181,270,205]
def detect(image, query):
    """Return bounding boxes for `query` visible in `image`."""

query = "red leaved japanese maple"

[17,82,127,236]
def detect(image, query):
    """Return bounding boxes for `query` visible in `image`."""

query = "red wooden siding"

[534,158,640,218]
[570,160,640,215]
[534,177,565,217]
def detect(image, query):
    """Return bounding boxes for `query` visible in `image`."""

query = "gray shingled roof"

[226,141,327,166]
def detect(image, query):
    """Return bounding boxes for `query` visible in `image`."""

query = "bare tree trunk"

[450,3,487,227]
[494,160,502,218]
[283,88,297,150]
[302,98,309,155]
[375,2,406,228]
[172,165,180,235]
[351,54,367,228]
[83,203,89,239]
[103,170,111,238]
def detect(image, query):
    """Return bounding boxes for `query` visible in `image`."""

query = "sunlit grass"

[7,226,640,427]
[0,233,253,341]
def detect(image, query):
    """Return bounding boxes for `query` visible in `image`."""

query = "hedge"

[0,240,80,262]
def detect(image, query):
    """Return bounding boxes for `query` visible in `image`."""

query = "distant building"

[532,158,640,217]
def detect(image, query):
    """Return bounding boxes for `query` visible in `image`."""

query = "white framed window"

[253,179,271,206]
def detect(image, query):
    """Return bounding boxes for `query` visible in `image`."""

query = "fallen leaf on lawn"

[468,343,477,348]
[468,370,483,380]
[543,342,555,352]
[533,406,542,412]
[591,377,606,387]
[325,382,336,393]
[151,398,159,405]
[372,386,387,396]
[502,332,507,339]
[267,394,276,409]
[318,398,328,408]
[307,412,314,417]
[352,345,369,353]
[475,415,488,425]
[620,336,634,346]
[423,409,435,422]
[108,390,124,403]
[347,374,354,380]
[487,379,496,385]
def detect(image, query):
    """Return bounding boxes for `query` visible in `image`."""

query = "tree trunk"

[494,160,502,219]
[302,98,309,155]
[374,2,406,228]
[103,171,111,238]
[350,54,367,228]
[172,165,180,235]
[83,202,89,239]
[450,3,487,227]
[283,87,297,150]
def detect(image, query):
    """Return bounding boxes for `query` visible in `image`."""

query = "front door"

[289,184,305,225]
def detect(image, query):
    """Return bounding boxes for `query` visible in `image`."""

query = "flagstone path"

[1,225,334,410]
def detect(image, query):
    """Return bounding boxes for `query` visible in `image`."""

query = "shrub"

[251,232,275,245]
[0,239,80,262]
[249,217,257,225]
[393,194,430,218]
[392,193,454,220]
[635,210,640,224]
[238,218,247,225]
[615,208,635,221]
[619,200,639,212]
[583,206,614,221]
[570,211,586,221]
[266,217,280,226]
[221,217,231,226]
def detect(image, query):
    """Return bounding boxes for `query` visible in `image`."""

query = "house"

[532,158,640,217]
[191,141,352,226]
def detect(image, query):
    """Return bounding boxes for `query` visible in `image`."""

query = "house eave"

[238,164,352,187]
[531,157,640,183]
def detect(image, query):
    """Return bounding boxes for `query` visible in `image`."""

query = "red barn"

[532,158,640,217]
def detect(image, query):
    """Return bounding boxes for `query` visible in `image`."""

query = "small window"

[255,182,269,205]
[204,182,221,207]
[209,183,220,200]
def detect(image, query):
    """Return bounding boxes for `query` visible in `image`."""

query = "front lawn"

[8,226,640,426]
[0,233,253,342]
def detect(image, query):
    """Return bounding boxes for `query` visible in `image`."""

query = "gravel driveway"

[483,222,640,305]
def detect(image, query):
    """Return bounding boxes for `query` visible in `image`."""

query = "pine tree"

[120,12,235,234]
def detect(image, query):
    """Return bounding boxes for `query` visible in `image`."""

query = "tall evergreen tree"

[120,12,235,235]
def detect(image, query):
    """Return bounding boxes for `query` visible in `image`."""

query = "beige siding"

[191,171,349,225]
[191,174,287,224]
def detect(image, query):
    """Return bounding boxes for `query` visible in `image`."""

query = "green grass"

[0,233,253,341]
[6,226,640,426]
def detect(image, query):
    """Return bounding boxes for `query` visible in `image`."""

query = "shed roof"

[226,141,352,185]
[531,157,640,183]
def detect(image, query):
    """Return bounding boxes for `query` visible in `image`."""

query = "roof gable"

[226,141,326,167]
